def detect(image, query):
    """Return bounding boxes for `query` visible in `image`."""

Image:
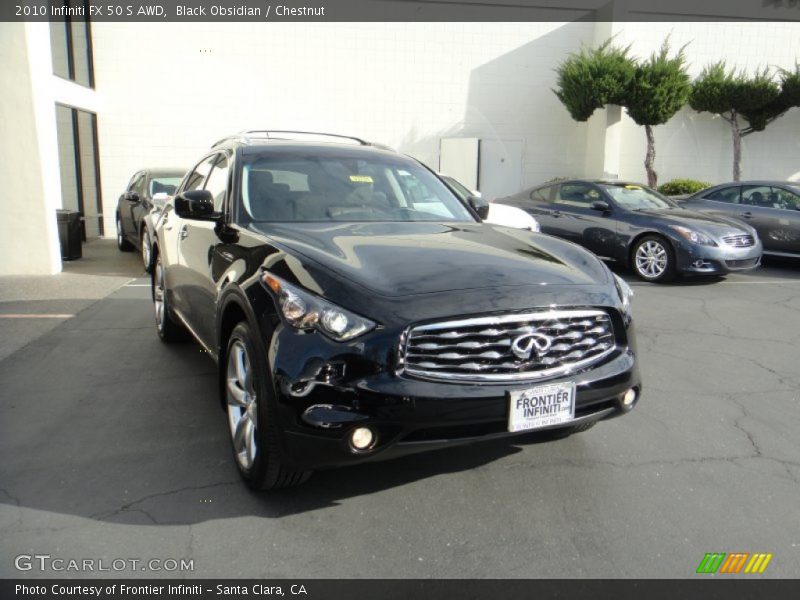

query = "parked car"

[495,179,763,282]
[151,131,640,490]
[679,181,800,258]
[116,168,185,271]
[439,173,540,231]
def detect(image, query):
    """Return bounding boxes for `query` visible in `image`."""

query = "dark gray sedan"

[680,181,800,258]
[495,179,762,282]
[116,168,185,271]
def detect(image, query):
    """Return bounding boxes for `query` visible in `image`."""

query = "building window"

[55,104,104,237]
[49,1,94,88]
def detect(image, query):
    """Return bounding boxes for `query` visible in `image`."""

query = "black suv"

[151,131,640,490]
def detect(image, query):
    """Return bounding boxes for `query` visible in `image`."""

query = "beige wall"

[0,23,61,275]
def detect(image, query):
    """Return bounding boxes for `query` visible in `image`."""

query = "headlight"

[262,272,377,341]
[612,272,633,321]
[673,226,717,247]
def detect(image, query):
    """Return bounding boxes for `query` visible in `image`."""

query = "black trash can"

[56,209,82,260]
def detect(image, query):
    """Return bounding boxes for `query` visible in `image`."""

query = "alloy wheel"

[635,240,668,279]
[142,231,151,268]
[226,340,258,470]
[153,257,165,331]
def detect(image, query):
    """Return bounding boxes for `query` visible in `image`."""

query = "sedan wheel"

[633,236,675,282]
[141,230,153,272]
[116,217,133,251]
[153,258,166,333]
[226,340,258,471]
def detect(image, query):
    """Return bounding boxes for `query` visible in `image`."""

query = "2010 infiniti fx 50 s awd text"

[150,130,641,490]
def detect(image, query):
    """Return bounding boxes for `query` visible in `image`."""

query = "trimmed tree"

[625,42,691,188]
[554,39,690,187]
[554,39,635,121]
[689,62,800,180]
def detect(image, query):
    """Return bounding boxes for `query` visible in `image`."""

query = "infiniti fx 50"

[151,131,640,489]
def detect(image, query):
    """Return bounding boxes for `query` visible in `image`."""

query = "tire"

[141,228,154,273]
[117,216,133,251]
[152,252,187,343]
[224,321,311,490]
[631,235,676,282]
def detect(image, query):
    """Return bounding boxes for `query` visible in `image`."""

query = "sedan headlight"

[262,272,377,342]
[612,272,633,322]
[672,226,717,247]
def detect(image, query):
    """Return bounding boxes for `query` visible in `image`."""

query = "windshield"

[150,176,182,196]
[601,184,677,210]
[240,153,475,223]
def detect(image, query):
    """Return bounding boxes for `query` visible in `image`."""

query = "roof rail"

[210,130,395,150]
[243,130,370,145]
[210,134,250,148]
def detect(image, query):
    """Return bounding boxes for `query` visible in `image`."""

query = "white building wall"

[90,21,596,231]
[0,23,62,275]
[83,21,800,237]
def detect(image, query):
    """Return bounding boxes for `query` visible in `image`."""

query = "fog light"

[350,427,375,451]
[622,388,637,407]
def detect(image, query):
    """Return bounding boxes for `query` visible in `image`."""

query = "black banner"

[3,580,800,600]
[3,0,800,22]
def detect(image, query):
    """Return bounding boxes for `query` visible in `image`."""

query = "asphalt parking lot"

[1,243,798,579]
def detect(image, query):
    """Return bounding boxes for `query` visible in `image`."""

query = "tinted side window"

[133,174,147,197]
[741,185,772,207]
[774,187,800,210]
[555,183,601,207]
[127,172,143,192]
[183,156,216,192]
[530,185,552,203]
[705,187,740,203]
[204,154,230,211]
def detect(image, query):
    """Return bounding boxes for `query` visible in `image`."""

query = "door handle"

[740,212,753,219]
[552,210,562,218]
[180,225,189,240]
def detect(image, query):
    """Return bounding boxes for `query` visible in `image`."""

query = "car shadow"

[0,295,586,526]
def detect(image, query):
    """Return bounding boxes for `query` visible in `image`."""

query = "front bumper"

[674,238,763,275]
[266,319,641,471]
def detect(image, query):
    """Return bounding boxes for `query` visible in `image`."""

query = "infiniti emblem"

[511,332,553,360]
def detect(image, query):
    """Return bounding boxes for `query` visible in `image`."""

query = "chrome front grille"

[399,309,616,383]
[721,234,755,247]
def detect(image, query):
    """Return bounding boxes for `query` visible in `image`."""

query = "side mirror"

[174,189,216,220]
[124,191,140,203]
[468,195,490,220]
[590,200,611,212]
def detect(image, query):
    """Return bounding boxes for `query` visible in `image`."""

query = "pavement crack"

[90,481,239,524]
[0,487,20,507]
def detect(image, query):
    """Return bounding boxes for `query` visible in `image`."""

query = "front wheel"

[117,216,133,251]
[632,235,676,282]
[141,228,154,272]
[225,321,311,490]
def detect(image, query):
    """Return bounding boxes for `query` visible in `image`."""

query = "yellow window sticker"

[625,185,642,190]
[350,175,373,183]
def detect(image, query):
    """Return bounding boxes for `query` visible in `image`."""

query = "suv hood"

[634,207,751,238]
[250,222,609,298]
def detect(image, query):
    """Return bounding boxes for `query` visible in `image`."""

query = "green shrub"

[658,179,712,196]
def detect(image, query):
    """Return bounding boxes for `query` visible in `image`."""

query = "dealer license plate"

[507,382,576,432]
